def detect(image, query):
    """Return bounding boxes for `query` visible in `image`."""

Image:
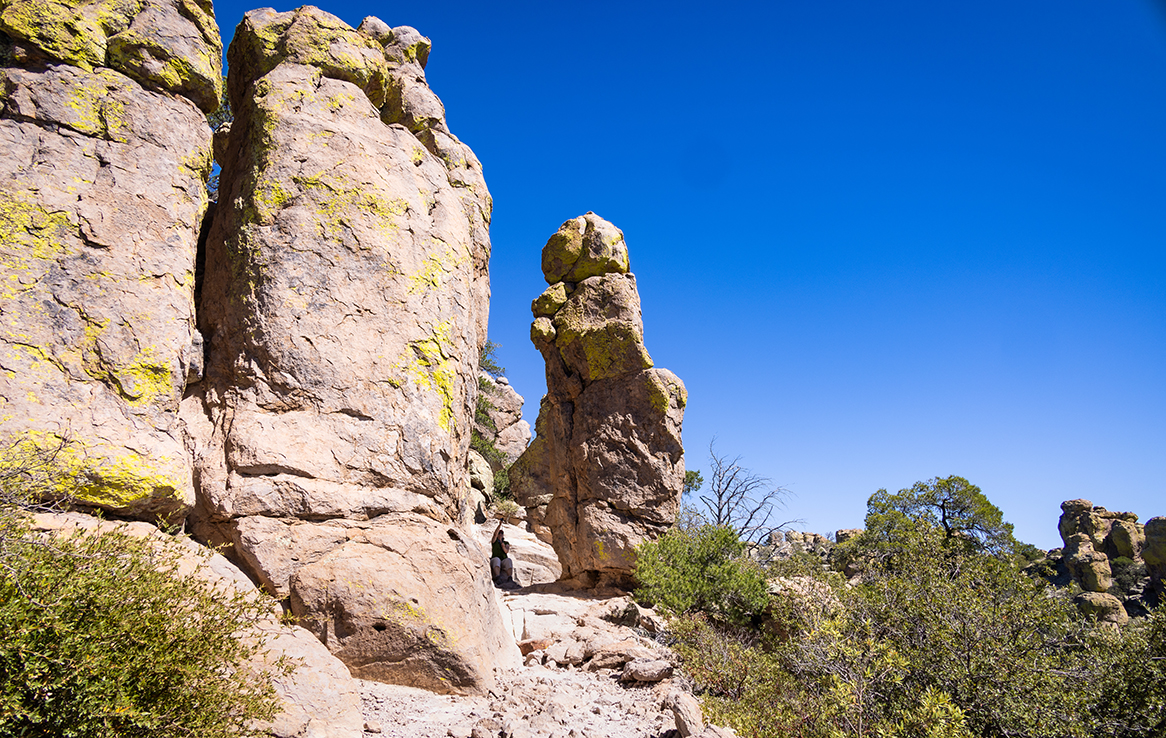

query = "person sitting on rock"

[491,521,516,586]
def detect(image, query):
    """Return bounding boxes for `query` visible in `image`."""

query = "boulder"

[0,3,217,520]
[621,659,674,682]
[512,215,686,586]
[1107,519,1145,561]
[1064,533,1113,593]
[1059,499,1114,551]
[289,515,520,695]
[1074,591,1129,627]
[835,528,863,544]
[468,449,495,497]
[0,0,222,112]
[668,690,705,738]
[476,373,532,468]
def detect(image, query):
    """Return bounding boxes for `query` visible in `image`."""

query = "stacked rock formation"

[1055,499,1165,624]
[511,213,687,587]
[184,7,516,693]
[0,0,220,519]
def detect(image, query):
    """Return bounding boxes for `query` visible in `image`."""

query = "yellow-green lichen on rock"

[532,282,569,317]
[0,0,222,113]
[394,320,459,433]
[540,212,630,284]
[0,430,190,517]
[229,6,388,109]
[0,0,108,70]
[550,273,653,382]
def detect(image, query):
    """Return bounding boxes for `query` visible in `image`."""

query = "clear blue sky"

[214,1,1166,549]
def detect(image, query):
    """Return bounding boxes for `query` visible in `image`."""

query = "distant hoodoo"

[511,213,687,587]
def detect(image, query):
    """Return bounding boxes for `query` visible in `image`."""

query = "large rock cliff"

[511,213,686,587]
[185,6,516,693]
[0,0,220,519]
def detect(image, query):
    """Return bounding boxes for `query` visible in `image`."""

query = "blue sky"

[214,1,1166,549]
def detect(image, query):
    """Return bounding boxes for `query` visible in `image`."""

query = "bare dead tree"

[694,440,798,550]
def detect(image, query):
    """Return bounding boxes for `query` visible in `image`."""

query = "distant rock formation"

[476,373,532,469]
[1051,499,1161,621]
[185,6,516,693]
[510,213,686,587]
[0,0,220,519]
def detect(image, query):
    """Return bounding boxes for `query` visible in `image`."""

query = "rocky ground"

[357,583,723,738]
[359,665,679,738]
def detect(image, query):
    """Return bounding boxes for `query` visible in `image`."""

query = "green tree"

[0,434,288,737]
[864,475,1017,556]
[471,341,510,496]
[683,469,704,497]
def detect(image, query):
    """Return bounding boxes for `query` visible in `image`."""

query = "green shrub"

[0,435,288,737]
[1109,556,1147,595]
[634,510,769,627]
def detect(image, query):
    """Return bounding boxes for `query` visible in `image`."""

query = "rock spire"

[186,6,515,693]
[0,0,221,519]
[511,213,687,587]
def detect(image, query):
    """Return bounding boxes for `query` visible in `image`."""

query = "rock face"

[186,6,515,693]
[510,213,686,586]
[1144,517,1166,599]
[0,0,219,519]
[289,516,517,694]
[195,6,489,521]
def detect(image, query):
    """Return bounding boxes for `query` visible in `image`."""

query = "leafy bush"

[1109,556,1147,595]
[0,435,287,737]
[635,509,769,627]
[664,478,1166,738]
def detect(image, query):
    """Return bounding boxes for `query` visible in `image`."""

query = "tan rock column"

[188,6,515,693]
[0,0,220,519]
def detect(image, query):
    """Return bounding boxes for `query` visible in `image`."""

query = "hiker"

[491,521,515,585]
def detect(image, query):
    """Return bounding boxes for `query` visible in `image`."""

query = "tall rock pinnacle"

[188,6,514,694]
[511,213,687,587]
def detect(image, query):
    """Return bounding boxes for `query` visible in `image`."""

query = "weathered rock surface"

[512,213,686,586]
[195,6,489,521]
[0,0,218,520]
[180,6,512,694]
[1074,591,1130,627]
[1064,533,1113,593]
[1144,517,1166,598]
[30,511,363,737]
[289,515,520,694]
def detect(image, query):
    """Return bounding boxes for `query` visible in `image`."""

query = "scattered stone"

[669,691,705,738]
